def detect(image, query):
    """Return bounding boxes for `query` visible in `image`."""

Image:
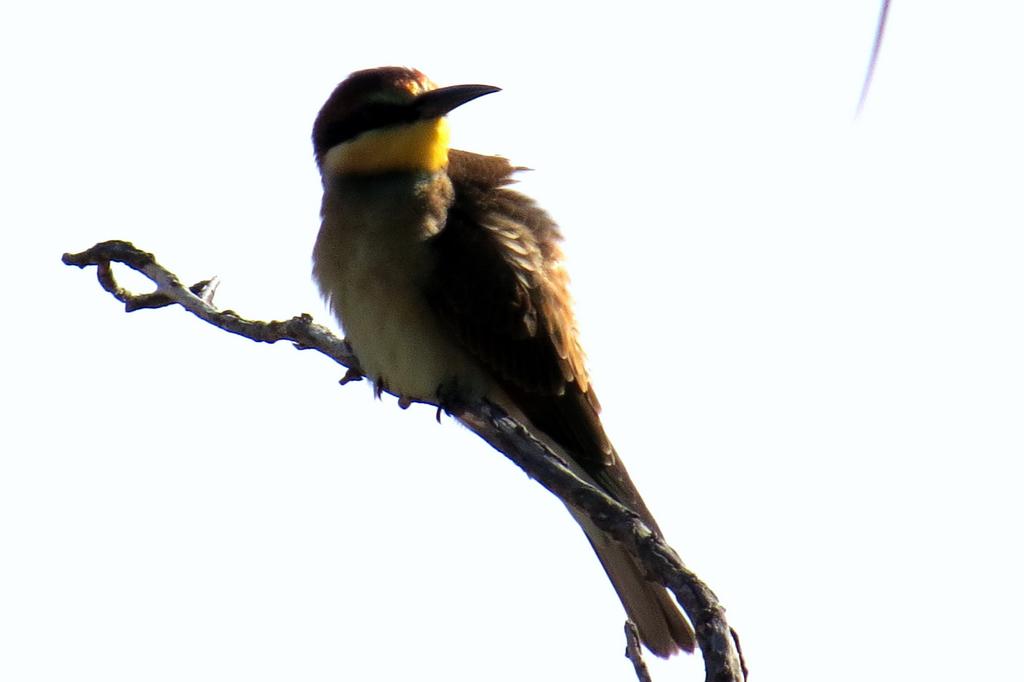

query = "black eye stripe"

[318,102,422,151]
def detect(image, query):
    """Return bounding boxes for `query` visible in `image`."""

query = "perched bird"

[311,67,694,657]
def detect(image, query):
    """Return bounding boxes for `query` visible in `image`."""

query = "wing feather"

[426,150,618,474]
[426,151,691,654]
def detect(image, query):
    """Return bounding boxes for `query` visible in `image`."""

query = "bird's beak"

[413,84,501,119]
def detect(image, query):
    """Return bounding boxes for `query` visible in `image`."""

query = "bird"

[311,66,694,657]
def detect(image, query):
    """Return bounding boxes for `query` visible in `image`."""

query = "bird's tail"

[492,394,695,656]
[569,507,696,657]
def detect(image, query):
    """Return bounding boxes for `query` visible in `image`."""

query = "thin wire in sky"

[857,0,892,117]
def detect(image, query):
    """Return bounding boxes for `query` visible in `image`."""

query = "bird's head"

[313,67,499,177]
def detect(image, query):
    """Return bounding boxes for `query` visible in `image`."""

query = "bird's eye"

[314,96,428,158]
[323,102,419,148]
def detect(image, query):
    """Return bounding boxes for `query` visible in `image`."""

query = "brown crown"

[312,67,437,162]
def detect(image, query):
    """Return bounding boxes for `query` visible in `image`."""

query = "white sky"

[2,2,1022,681]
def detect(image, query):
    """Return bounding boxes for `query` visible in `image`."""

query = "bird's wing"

[426,150,653,522]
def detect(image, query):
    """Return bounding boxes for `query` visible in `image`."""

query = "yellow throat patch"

[325,118,451,175]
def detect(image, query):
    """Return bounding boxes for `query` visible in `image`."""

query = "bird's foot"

[433,379,467,423]
[339,366,364,386]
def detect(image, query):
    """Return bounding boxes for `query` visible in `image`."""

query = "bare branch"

[62,240,360,370]
[624,621,654,682]
[452,400,746,682]
[63,240,747,682]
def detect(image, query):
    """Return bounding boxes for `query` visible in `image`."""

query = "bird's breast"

[313,175,489,403]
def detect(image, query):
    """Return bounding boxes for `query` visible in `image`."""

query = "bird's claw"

[339,367,364,386]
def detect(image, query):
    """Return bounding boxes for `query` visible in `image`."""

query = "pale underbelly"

[333,270,488,403]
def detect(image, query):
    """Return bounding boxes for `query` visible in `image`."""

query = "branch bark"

[63,240,747,682]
